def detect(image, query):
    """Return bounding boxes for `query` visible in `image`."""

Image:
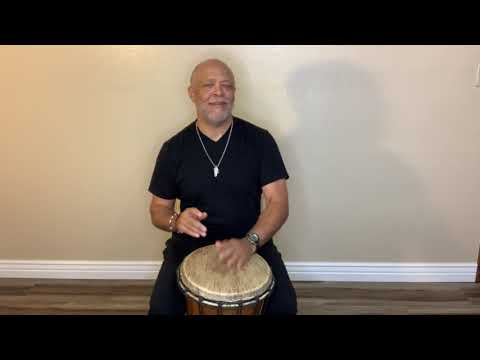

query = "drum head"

[178,245,273,303]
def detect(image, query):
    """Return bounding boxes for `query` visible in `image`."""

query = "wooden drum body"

[177,245,274,315]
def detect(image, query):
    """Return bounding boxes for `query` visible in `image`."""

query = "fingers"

[182,219,206,237]
[215,239,253,271]
[227,257,237,269]
[177,223,201,238]
[177,208,208,238]
[218,247,234,263]
[176,221,206,238]
[190,219,207,235]
[191,208,208,221]
[237,258,247,271]
[216,242,243,270]
[217,242,236,268]
[222,253,238,270]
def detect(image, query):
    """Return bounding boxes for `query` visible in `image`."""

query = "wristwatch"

[246,232,260,252]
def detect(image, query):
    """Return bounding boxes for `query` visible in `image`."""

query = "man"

[147,58,297,315]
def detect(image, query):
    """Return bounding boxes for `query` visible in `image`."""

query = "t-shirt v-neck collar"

[195,119,234,145]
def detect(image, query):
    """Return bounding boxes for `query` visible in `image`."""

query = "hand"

[215,238,256,271]
[175,208,208,238]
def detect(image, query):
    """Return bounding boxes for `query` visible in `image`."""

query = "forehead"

[194,63,235,83]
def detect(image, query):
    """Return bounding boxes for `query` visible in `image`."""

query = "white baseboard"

[0,261,160,280]
[0,260,476,282]
[285,262,477,282]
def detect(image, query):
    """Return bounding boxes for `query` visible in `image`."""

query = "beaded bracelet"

[168,212,179,232]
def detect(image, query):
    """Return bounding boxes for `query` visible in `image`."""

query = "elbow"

[149,207,154,223]
[149,207,158,227]
[283,201,289,223]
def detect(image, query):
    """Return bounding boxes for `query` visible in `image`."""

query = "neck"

[196,115,234,142]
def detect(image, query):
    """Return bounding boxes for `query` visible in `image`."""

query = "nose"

[213,83,224,96]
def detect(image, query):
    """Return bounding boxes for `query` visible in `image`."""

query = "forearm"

[247,199,289,247]
[150,205,178,233]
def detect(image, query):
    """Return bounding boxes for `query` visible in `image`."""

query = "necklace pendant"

[214,166,219,177]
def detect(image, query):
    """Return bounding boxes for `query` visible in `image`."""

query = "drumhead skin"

[178,245,273,303]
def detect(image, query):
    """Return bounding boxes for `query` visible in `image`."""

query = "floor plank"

[0,279,479,315]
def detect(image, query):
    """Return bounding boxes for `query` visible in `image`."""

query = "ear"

[188,86,195,102]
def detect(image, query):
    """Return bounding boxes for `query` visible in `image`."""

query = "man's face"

[188,63,236,126]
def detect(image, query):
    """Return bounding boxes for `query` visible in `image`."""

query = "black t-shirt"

[148,117,289,242]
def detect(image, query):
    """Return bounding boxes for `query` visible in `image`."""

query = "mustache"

[208,100,230,104]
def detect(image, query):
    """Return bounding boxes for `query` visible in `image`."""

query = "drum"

[177,245,275,315]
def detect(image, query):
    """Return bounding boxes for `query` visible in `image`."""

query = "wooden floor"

[0,279,479,315]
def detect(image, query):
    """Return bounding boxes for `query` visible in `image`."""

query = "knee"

[148,296,168,315]
[148,271,186,315]
[275,297,297,315]
[147,303,165,315]
[148,296,185,315]
[265,290,298,315]
[286,294,298,315]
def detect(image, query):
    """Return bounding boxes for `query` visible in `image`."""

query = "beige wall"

[1,45,479,262]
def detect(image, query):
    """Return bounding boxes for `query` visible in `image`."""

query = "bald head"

[190,59,235,87]
[188,59,236,126]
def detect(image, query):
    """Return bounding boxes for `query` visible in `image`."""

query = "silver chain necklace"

[195,119,234,178]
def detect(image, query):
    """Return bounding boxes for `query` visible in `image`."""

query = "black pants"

[148,236,297,315]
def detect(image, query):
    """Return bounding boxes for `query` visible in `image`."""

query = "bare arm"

[149,195,208,237]
[149,195,177,232]
[248,178,289,248]
[213,178,289,270]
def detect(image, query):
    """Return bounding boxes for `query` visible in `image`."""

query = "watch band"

[246,232,260,251]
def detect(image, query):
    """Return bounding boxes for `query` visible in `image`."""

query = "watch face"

[249,233,259,244]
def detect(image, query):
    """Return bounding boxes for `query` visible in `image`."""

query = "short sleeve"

[148,140,178,199]
[259,130,290,187]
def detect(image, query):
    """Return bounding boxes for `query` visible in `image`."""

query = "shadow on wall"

[273,60,456,262]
